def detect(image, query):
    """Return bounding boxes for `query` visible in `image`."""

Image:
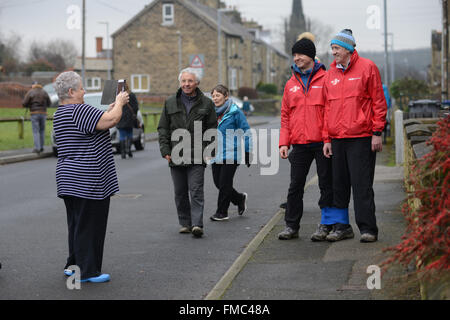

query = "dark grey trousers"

[170,165,205,228]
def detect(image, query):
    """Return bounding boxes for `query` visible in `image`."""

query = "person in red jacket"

[278,38,347,241]
[323,29,387,243]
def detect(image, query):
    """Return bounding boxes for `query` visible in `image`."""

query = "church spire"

[285,0,307,53]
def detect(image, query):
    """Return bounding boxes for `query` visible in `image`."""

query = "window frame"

[131,74,150,93]
[162,3,174,26]
[85,77,101,90]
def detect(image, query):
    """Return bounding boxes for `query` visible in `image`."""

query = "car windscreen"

[83,95,109,111]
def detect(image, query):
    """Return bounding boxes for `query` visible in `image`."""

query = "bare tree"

[0,32,22,74]
[28,39,77,71]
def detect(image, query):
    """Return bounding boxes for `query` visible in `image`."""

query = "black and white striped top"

[54,103,119,200]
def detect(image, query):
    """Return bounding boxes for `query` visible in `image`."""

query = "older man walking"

[23,82,51,154]
[158,68,217,238]
[323,29,387,243]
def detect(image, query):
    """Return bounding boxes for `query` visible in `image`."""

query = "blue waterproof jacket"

[212,102,252,164]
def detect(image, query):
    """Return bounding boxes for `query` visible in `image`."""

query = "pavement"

[213,146,413,300]
[0,116,414,301]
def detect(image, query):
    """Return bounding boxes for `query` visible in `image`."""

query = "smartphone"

[117,79,126,94]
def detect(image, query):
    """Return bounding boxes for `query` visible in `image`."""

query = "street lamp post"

[176,30,182,73]
[98,21,111,80]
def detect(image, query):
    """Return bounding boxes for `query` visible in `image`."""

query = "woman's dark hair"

[211,84,229,97]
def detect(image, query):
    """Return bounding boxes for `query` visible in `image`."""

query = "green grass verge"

[0,107,161,151]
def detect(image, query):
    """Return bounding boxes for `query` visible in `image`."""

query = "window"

[131,74,150,93]
[162,3,174,25]
[85,77,101,90]
[229,68,237,90]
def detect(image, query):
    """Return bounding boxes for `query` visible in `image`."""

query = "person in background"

[242,96,251,116]
[23,81,51,154]
[53,71,129,283]
[322,29,387,243]
[382,83,392,144]
[209,85,250,222]
[116,83,140,159]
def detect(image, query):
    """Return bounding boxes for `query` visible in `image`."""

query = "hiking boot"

[210,213,229,221]
[238,193,248,215]
[278,227,299,240]
[191,226,204,238]
[360,233,378,243]
[326,224,354,242]
[179,226,192,234]
[310,224,333,242]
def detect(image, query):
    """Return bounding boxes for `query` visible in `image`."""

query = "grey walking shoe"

[179,226,192,234]
[278,227,299,240]
[191,226,204,238]
[360,233,378,243]
[326,224,354,242]
[310,224,333,242]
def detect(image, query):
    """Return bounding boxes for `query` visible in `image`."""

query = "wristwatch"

[372,131,382,136]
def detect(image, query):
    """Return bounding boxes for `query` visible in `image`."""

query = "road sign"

[189,54,204,68]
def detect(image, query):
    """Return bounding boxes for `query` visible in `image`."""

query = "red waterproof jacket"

[279,63,327,147]
[323,50,387,141]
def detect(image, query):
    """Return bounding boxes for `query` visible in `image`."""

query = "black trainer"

[238,193,248,215]
[326,224,354,242]
[280,202,287,209]
[210,213,229,221]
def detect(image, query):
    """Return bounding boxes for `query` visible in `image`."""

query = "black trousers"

[63,196,110,279]
[211,163,245,215]
[331,137,378,235]
[285,143,333,230]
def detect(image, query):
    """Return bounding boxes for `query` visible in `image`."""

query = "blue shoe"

[64,269,74,276]
[79,273,111,283]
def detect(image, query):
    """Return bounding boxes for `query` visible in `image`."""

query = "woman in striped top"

[53,71,129,283]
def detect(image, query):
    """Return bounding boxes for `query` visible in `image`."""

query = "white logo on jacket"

[289,86,301,93]
[349,77,361,81]
[331,78,340,86]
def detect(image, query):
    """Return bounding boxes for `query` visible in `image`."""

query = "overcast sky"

[0,0,443,59]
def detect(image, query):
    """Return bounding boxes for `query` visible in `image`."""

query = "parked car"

[43,83,59,108]
[51,92,145,156]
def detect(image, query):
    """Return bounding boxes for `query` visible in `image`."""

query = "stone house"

[74,37,112,92]
[111,0,289,96]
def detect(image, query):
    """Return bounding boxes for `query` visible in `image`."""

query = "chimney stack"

[96,37,103,55]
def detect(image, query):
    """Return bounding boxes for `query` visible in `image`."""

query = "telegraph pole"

[383,0,390,86]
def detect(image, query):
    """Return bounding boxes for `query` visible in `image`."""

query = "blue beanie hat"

[331,29,356,53]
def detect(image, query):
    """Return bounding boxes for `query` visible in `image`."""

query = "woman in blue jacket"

[210,85,251,221]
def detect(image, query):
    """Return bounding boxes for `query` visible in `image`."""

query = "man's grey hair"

[178,67,201,84]
[55,71,82,101]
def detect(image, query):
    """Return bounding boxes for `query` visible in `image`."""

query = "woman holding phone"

[53,71,129,283]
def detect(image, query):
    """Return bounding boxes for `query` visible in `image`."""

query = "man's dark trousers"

[170,165,205,228]
[285,143,333,231]
[331,137,378,236]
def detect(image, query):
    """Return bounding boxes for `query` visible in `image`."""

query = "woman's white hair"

[54,71,82,101]
[178,67,201,84]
